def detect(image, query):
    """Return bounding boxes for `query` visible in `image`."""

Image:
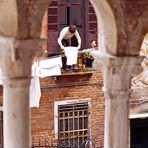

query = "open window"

[47,0,98,55]
[58,0,85,49]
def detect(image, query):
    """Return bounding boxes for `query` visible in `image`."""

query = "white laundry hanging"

[30,56,63,107]
[39,65,61,78]
[39,56,62,69]
[38,56,62,78]
[64,46,78,65]
[30,61,41,108]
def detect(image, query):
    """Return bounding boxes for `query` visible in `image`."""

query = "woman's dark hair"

[69,25,76,33]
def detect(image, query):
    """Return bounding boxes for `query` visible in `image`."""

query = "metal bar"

[58,102,89,147]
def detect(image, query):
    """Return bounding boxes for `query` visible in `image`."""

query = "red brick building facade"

[31,70,104,147]
[0,0,105,147]
[31,1,104,147]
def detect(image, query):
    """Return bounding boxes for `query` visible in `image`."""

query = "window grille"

[58,102,89,147]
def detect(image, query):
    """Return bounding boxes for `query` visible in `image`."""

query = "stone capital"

[101,55,144,92]
[0,36,44,78]
[3,78,31,88]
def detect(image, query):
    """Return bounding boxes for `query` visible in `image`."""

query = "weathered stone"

[101,56,143,148]
[0,0,18,37]
[91,0,148,56]
[0,36,44,148]
[0,37,44,78]
[3,78,31,148]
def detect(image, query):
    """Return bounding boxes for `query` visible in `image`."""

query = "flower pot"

[83,58,94,68]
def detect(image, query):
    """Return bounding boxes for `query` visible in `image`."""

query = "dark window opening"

[58,0,85,49]
[131,118,148,148]
[48,0,98,55]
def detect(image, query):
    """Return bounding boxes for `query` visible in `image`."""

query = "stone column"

[0,37,43,148]
[3,78,31,148]
[102,56,143,148]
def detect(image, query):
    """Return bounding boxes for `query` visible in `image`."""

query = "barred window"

[58,102,89,147]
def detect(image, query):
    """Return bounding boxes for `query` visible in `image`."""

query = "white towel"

[30,77,41,108]
[39,65,61,78]
[39,56,62,69]
[64,46,78,65]
[30,62,41,108]
[38,56,62,78]
[32,61,40,77]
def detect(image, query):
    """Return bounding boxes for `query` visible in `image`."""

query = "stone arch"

[0,0,18,37]
[0,0,53,38]
[90,0,148,56]
[89,0,117,55]
[27,0,52,38]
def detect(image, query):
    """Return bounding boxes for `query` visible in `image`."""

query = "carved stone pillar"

[102,56,143,148]
[0,37,43,148]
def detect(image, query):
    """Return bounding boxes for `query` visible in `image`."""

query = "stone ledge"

[61,68,98,76]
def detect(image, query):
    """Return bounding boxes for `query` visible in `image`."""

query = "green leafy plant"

[83,50,94,68]
[84,51,94,60]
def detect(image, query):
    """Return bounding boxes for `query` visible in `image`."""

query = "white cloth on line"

[38,56,62,78]
[30,57,63,107]
[0,57,63,108]
[31,61,40,77]
[39,56,62,69]
[64,46,78,65]
[39,65,61,78]
[30,62,41,108]
[30,77,41,108]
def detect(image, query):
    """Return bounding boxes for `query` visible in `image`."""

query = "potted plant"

[83,50,94,68]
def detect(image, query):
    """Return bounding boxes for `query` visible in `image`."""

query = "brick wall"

[0,1,104,147]
[31,68,104,147]
[34,3,104,146]
[0,68,104,147]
